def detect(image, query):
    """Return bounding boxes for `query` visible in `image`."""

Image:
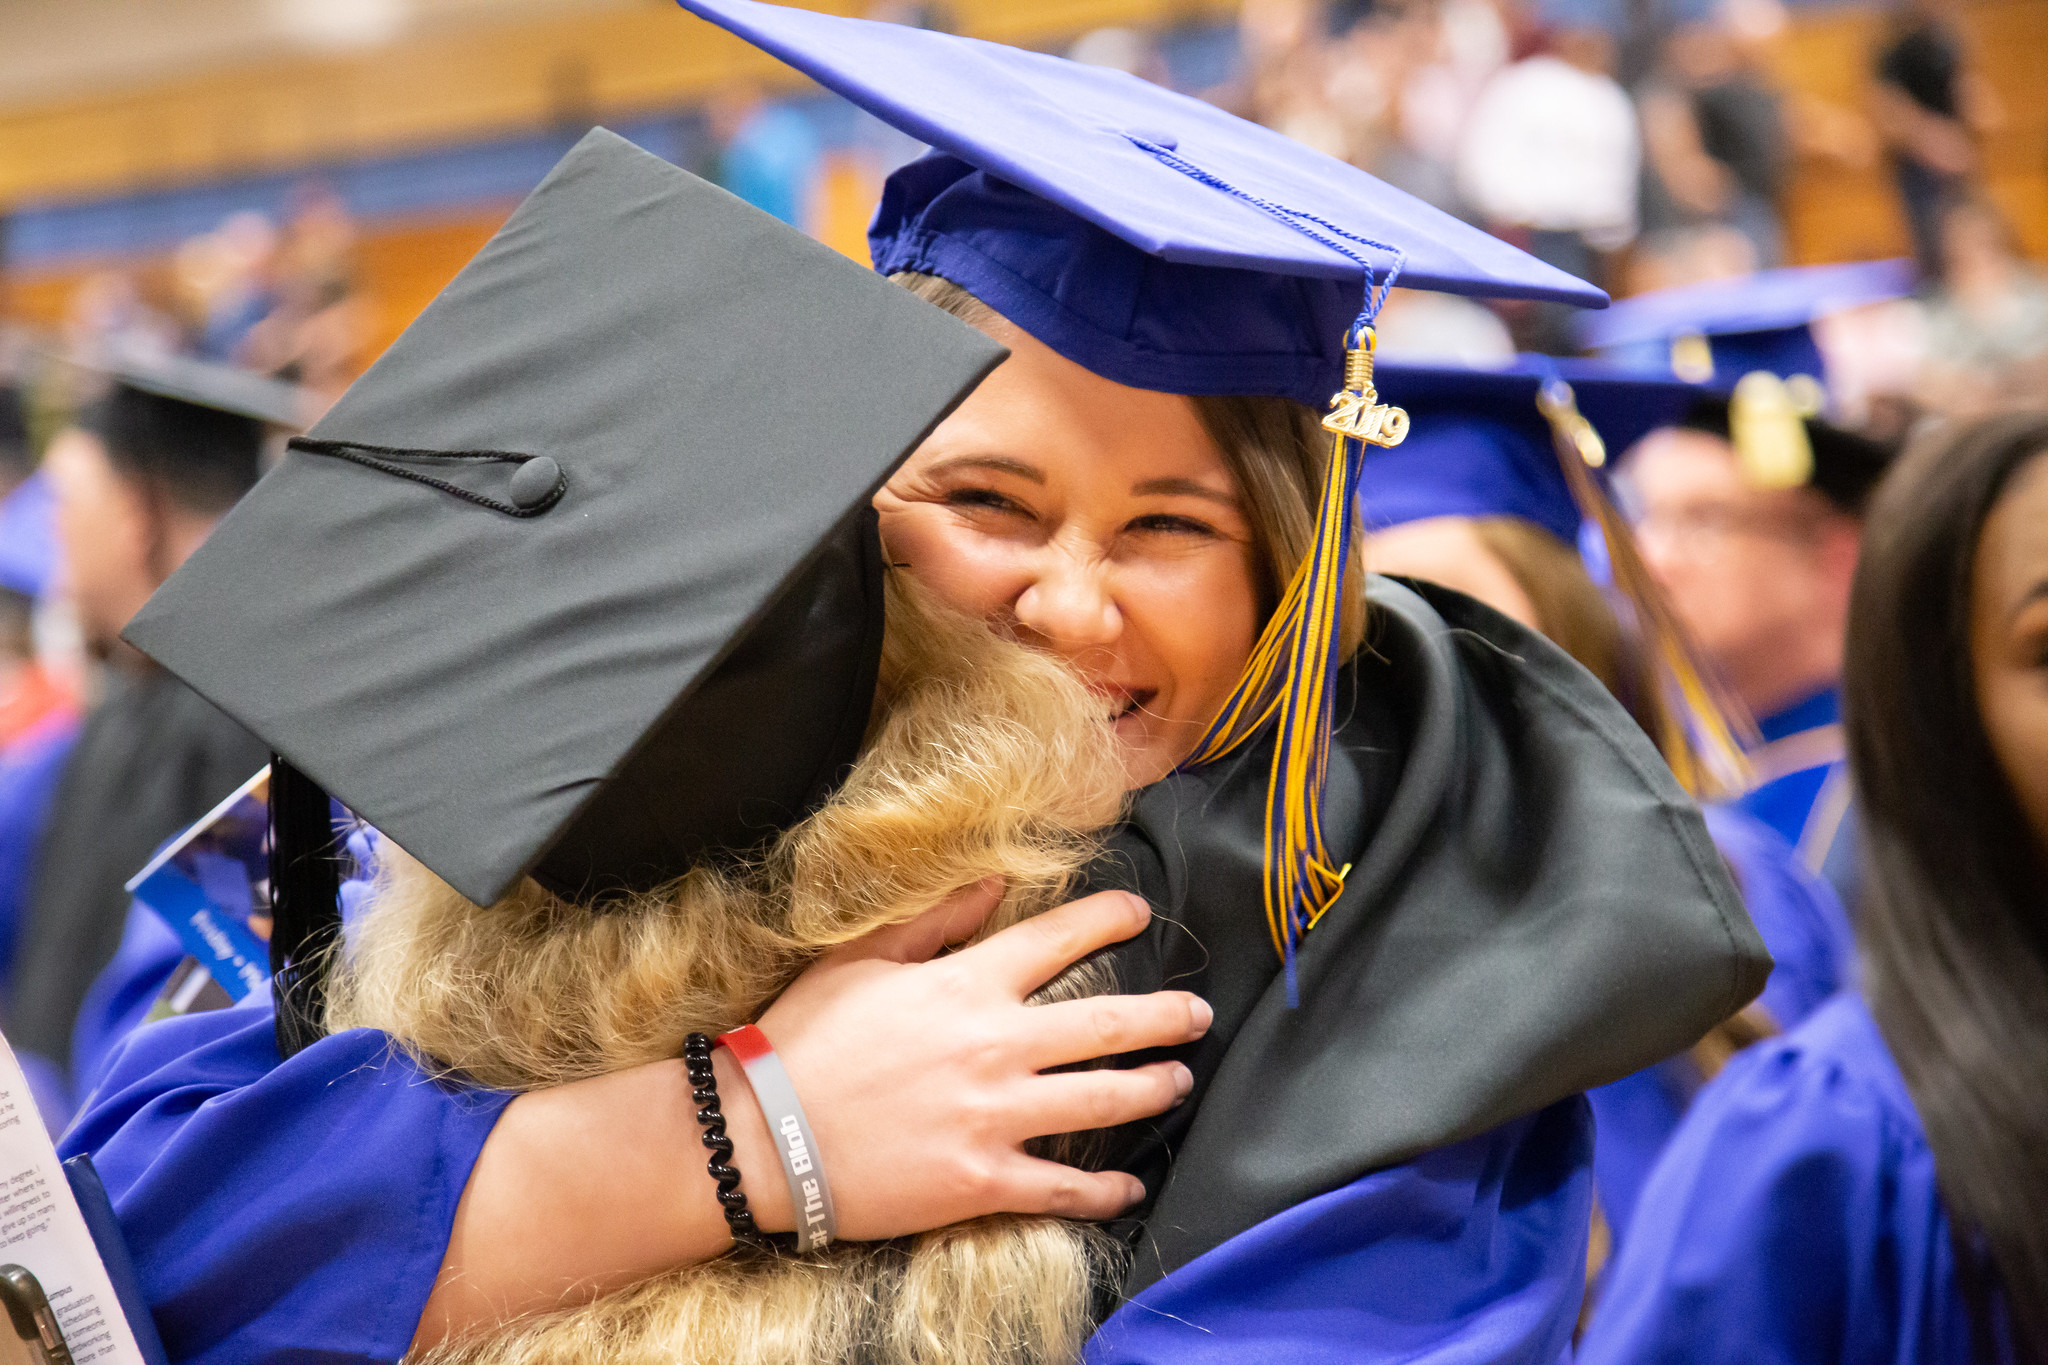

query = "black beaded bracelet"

[682,1032,767,1251]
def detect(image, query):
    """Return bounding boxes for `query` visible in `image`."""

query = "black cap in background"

[125,128,1007,917]
[1677,393,1897,516]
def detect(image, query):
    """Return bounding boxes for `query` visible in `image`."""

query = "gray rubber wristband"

[716,1025,837,1252]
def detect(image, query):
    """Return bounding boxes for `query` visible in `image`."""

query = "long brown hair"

[1845,411,2048,1361]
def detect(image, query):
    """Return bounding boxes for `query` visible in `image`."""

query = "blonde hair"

[330,578,1132,1365]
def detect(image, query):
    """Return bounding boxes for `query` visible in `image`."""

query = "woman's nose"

[1012,549,1121,652]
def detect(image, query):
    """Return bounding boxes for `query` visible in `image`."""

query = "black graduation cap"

[1673,393,1897,516]
[123,129,1006,1049]
[65,346,313,510]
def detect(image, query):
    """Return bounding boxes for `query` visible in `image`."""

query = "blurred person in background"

[1376,0,1509,218]
[0,470,72,752]
[1914,197,2048,416]
[1580,409,2048,1365]
[1360,360,1855,1269]
[1456,0,1639,351]
[1618,221,1761,297]
[5,361,289,1118]
[705,80,823,229]
[182,211,282,364]
[1635,1,1790,269]
[239,184,368,405]
[60,270,182,370]
[1621,398,1895,912]
[1870,0,2002,276]
[0,470,80,1134]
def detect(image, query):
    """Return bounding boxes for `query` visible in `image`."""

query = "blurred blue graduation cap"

[678,0,1607,407]
[1357,356,1751,797]
[1361,358,1698,543]
[0,472,58,601]
[1579,259,1914,387]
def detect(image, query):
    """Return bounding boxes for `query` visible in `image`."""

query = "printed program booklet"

[0,1037,147,1365]
[124,768,275,1004]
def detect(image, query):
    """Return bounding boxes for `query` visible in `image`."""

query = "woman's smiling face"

[876,316,1264,787]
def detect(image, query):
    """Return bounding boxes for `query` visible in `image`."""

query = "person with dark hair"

[1871,0,2002,276]
[1580,409,2048,1362]
[1637,16,1790,269]
[5,358,302,1111]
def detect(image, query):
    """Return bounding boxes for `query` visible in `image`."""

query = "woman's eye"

[1128,513,1218,537]
[945,488,1026,515]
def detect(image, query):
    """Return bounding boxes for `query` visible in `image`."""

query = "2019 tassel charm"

[1321,328,1410,449]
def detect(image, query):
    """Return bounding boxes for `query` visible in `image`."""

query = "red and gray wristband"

[716,1025,837,1253]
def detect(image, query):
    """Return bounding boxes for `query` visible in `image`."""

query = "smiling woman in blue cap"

[65,6,1768,1362]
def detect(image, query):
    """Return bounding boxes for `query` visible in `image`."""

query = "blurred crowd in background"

[0,0,2043,1119]
[5,0,2045,469]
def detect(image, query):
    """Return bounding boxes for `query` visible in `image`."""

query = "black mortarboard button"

[508,457,562,511]
[123,129,1006,1050]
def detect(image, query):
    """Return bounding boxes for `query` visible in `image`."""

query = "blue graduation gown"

[1087,1098,1592,1364]
[61,1003,510,1364]
[66,997,1592,1363]
[1586,804,1854,1245]
[1735,687,1861,913]
[1579,995,2003,1364]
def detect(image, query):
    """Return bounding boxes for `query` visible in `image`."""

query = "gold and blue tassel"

[1183,325,1408,1004]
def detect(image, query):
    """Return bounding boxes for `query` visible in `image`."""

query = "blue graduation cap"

[679,0,1605,409]
[1361,358,1698,544]
[1356,357,1750,798]
[0,472,58,601]
[677,0,1614,990]
[1579,259,1914,388]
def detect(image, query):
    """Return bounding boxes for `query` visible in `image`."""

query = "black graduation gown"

[9,664,267,1067]
[1094,577,1770,1292]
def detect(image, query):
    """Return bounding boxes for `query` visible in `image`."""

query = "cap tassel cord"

[268,755,345,1059]
[1533,377,1754,799]
[1184,328,1407,1005]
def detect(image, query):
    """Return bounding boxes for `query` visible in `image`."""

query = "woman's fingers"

[1015,1059,1195,1140]
[998,1155,1149,1221]
[1022,991,1212,1070]
[832,877,1006,965]
[965,889,1153,996]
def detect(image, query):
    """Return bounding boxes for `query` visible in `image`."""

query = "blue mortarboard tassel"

[1137,134,1412,1004]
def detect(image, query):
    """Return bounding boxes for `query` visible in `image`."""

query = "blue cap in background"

[1579,259,1913,387]
[1361,358,1700,543]
[0,473,58,601]
[679,0,1608,408]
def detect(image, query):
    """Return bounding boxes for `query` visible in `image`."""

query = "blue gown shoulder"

[61,1001,510,1364]
[1580,994,1992,1365]
[1087,1097,1592,1365]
